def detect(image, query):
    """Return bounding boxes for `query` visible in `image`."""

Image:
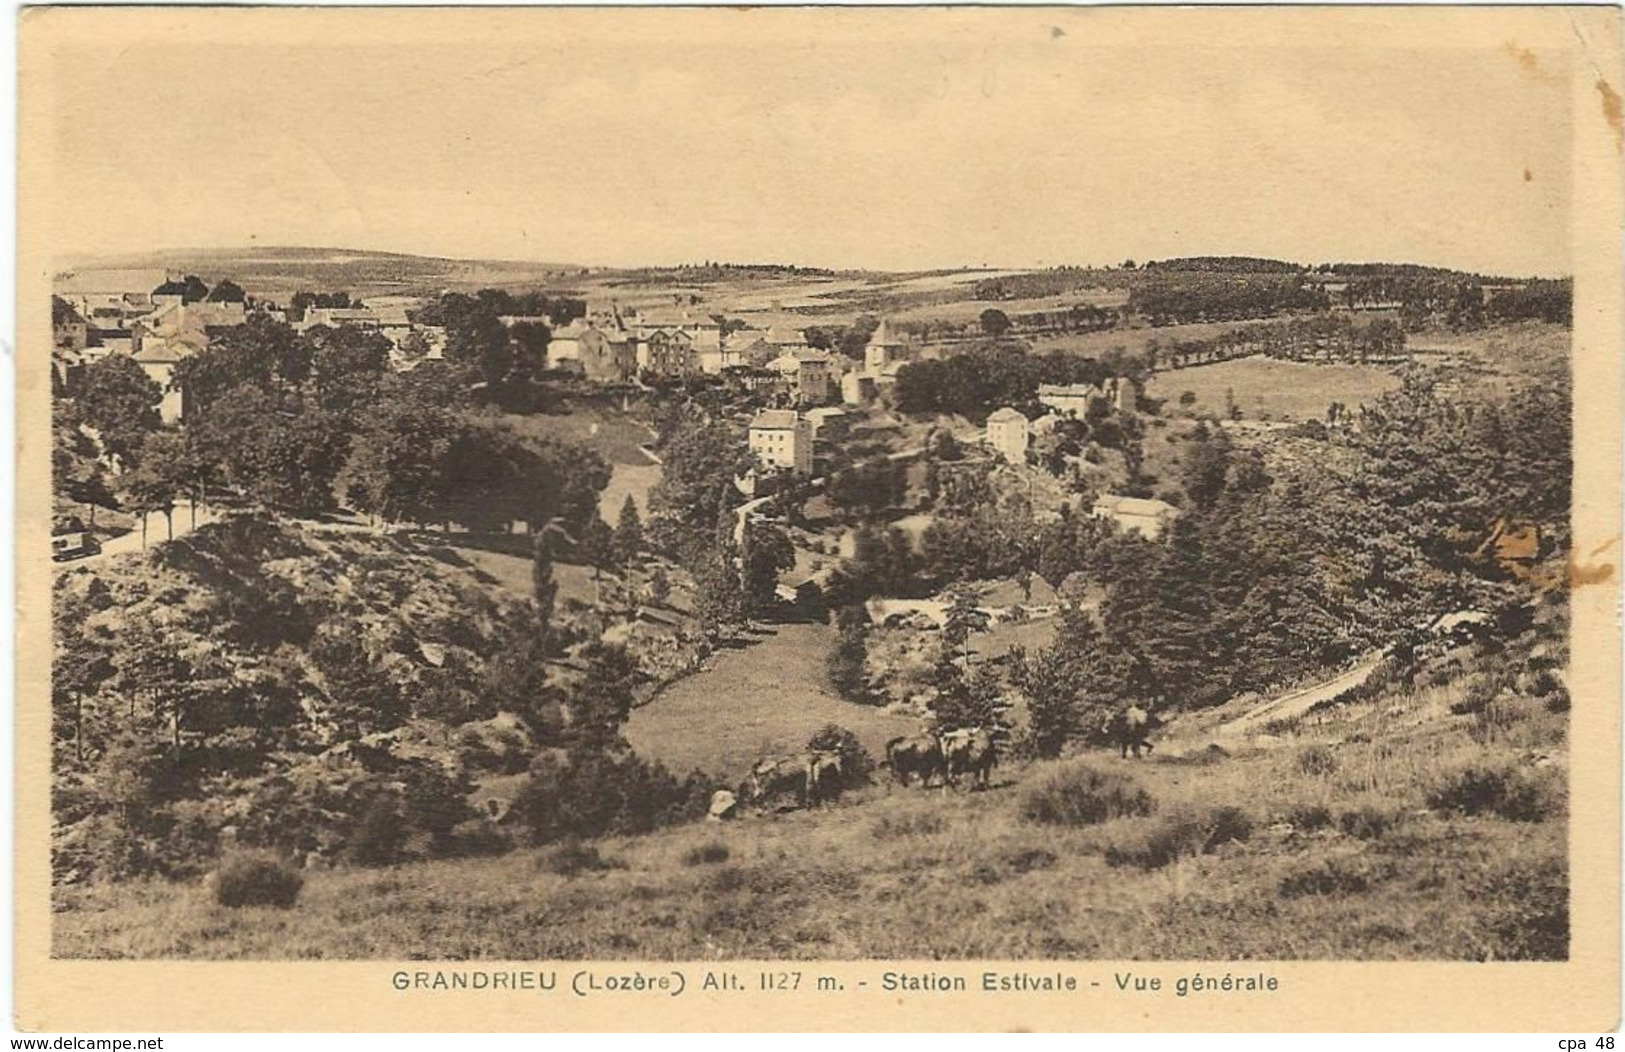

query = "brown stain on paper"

[1568,536,1619,588]
[1596,78,1623,151]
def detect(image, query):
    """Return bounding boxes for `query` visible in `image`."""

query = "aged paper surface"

[15,5,1623,1032]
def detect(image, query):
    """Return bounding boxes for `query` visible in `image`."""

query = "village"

[48,250,1576,963]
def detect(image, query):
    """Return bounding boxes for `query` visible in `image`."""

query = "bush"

[1104,803,1254,869]
[540,840,625,878]
[683,841,731,867]
[1295,745,1339,777]
[1285,803,1333,833]
[212,852,303,908]
[1022,764,1155,827]
[1426,761,1563,822]
[346,793,407,867]
[1338,804,1400,840]
[512,744,713,845]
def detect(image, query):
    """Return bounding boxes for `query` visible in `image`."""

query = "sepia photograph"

[14,3,1624,1033]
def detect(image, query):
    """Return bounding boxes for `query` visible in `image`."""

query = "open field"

[502,401,654,467]
[625,622,918,777]
[1145,355,1402,421]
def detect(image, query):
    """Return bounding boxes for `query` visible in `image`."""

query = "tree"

[531,533,558,620]
[693,551,747,643]
[1018,606,1117,757]
[740,521,795,617]
[612,496,645,566]
[206,279,246,303]
[577,517,616,600]
[195,386,347,517]
[979,308,1012,337]
[647,418,751,557]
[338,398,458,525]
[116,441,180,547]
[826,605,872,703]
[76,355,162,468]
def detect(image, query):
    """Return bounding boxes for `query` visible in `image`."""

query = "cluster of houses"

[53,275,452,421]
[982,376,1144,466]
[543,309,914,411]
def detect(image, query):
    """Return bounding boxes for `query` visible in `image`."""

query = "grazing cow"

[807,751,846,806]
[884,734,947,788]
[941,727,998,789]
[747,753,817,808]
[1104,705,1164,759]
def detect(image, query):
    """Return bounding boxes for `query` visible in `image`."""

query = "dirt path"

[1212,650,1389,739]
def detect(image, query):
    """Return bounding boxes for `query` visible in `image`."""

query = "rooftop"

[750,409,801,430]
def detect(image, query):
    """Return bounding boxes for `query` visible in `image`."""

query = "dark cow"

[941,727,997,790]
[1103,705,1164,759]
[884,734,947,788]
[747,753,815,808]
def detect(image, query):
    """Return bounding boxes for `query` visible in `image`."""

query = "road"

[58,504,222,569]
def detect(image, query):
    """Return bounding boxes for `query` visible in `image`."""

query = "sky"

[40,8,1578,276]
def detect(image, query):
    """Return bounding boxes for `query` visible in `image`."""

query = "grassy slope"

[56,660,1567,961]
[624,623,917,776]
[1144,356,1402,422]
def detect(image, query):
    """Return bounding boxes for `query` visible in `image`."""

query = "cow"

[1103,705,1165,759]
[941,726,998,789]
[884,734,947,788]
[747,753,819,809]
[807,751,846,806]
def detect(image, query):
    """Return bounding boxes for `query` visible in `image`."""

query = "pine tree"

[826,605,872,702]
[612,495,644,567]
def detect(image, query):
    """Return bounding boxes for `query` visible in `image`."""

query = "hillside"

[55,612,1570,960]
[51,513,683,887]
[55,246,586,299]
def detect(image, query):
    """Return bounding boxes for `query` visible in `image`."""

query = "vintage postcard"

[14,5,1623,1033]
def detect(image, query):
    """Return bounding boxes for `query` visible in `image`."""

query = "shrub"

[540,840,625,878]
[1104,803,1254,869]
[1022,764,1155,827]
[1338,804,1400,840]
[683,841,731,867]
[212,852,303,908]
[1002,847,1058,874]
[1285,803,1333,833]
[1295,745,1339,777]
[1426,761,1563,822]
[346,793,407,867]
[1278,855,1391,898]
[512,744,712,845]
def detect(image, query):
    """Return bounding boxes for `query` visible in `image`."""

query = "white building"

[986,407,1030,464]
[748,409,814,475]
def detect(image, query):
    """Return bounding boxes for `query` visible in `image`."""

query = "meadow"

[624,622,917,777]
[1145,355,1402,421]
